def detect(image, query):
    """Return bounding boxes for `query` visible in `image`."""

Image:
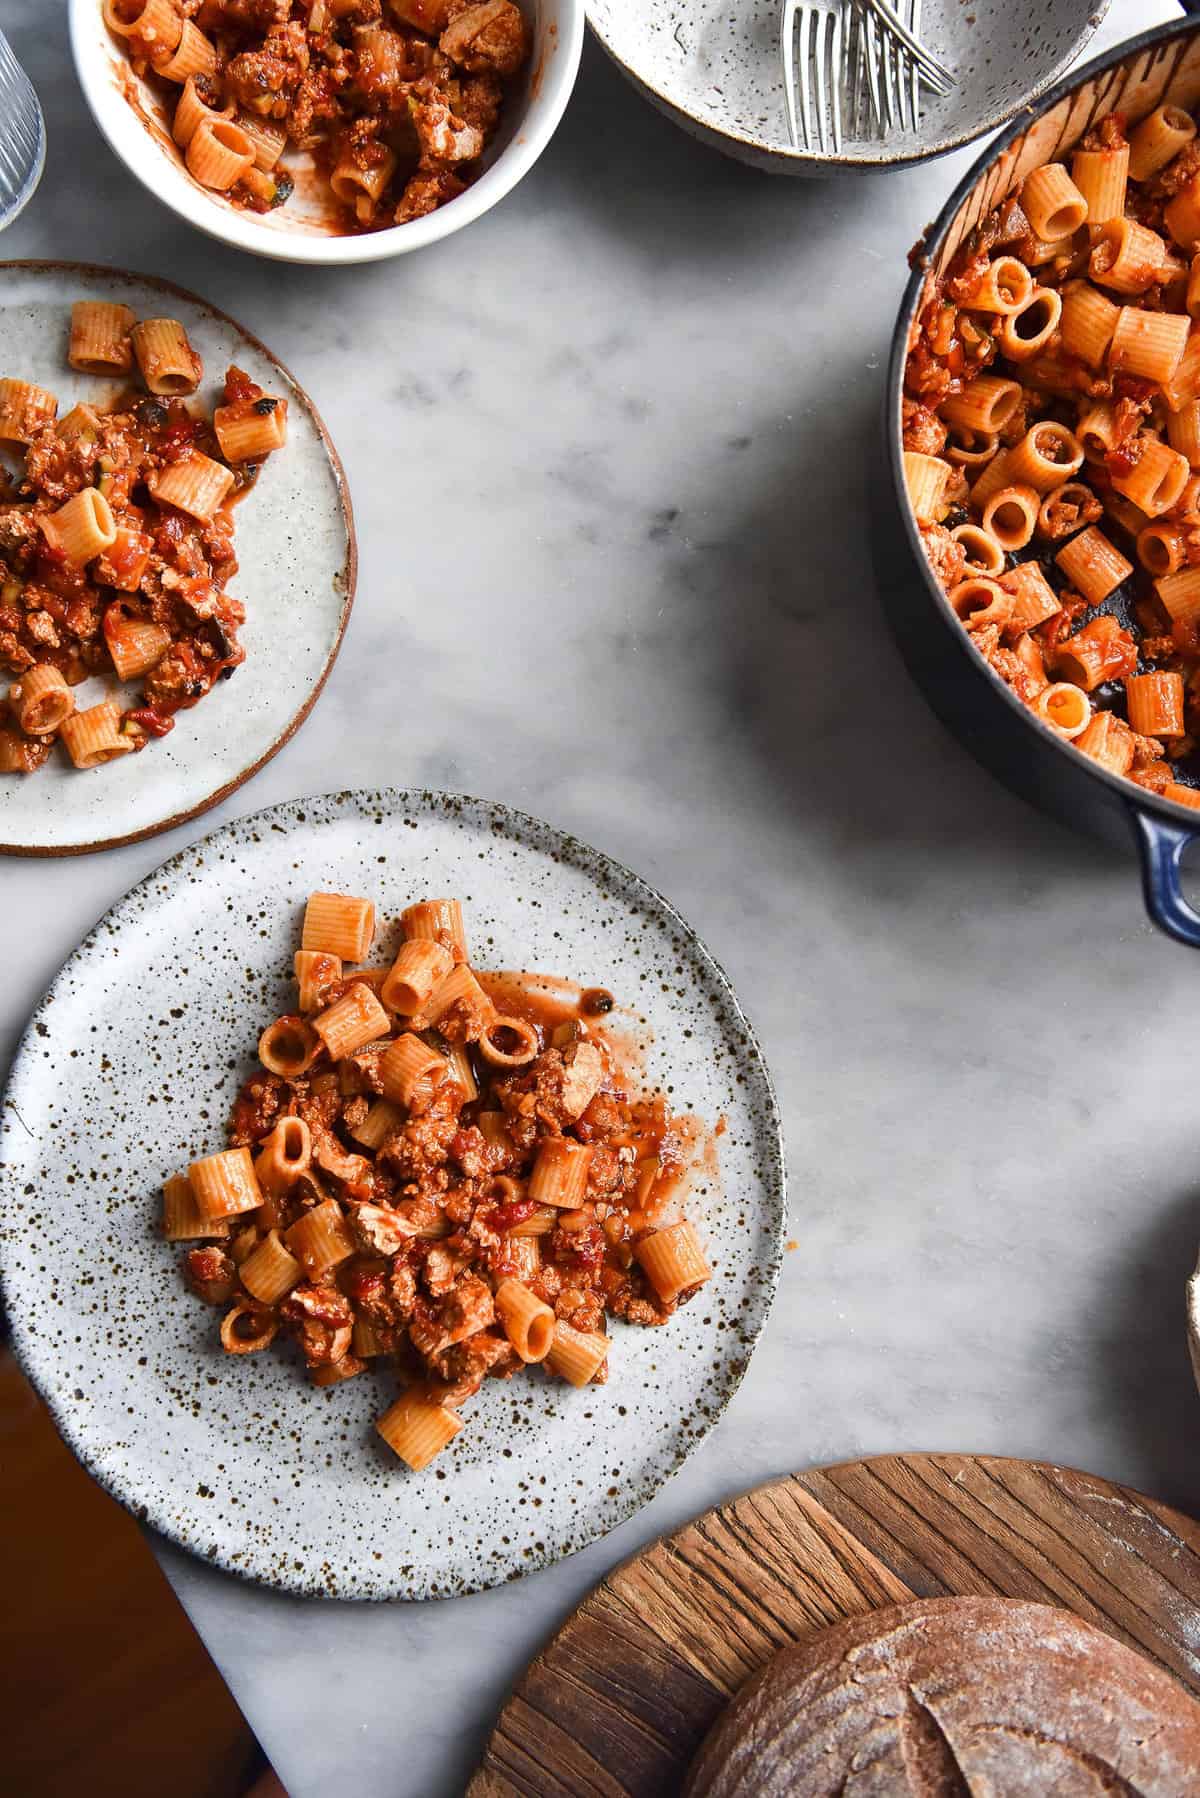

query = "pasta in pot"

[163,891,717,1472]
[0,303,287,777]
[903,107,1200,806]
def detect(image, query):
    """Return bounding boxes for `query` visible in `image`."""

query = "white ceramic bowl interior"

[68,0,583,263]
[587,0,1109,173]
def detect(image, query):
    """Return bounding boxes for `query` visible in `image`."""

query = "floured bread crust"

[684,1596,1200,1796]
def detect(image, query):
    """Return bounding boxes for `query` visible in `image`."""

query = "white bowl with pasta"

[69,0,583,264]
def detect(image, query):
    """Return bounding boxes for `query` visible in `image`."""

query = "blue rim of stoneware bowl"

[0,786,787,1601]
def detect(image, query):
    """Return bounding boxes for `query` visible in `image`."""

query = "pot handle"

[1132,809,1200,945]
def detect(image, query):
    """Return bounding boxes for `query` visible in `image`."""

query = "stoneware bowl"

[68,0,584,263]
[0,789,786,1599]
[879,13,1200,947]
[0,261,354,856]
[587,0,1109,173]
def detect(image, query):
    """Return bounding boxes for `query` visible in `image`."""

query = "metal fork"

[0,30,45,231]
[783,0,953,151]
[781,0,845,155]
[860,0,954,131]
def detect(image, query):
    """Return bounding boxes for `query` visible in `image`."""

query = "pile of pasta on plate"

[165,890,714,1471]
[0,298,286,775]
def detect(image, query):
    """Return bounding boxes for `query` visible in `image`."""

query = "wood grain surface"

[469,1453,1200,1798]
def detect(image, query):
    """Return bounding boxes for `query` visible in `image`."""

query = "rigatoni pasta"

[58,700,133,769]
[68,300,135,374]
[168,892,716,1472]
[8,665,74,734]
[130,318,202,394]
[186,117,255,192]
[0,308,288,776]
[0,378,56,443]
[147,450,235,520]
[904,107,1200,809]
[162,1172,228,1242]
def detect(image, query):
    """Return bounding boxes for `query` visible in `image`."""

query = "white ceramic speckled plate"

[0,263,355,855]
[0,790,785,1600]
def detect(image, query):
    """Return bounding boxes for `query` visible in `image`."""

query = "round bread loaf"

[684,1596,1200,1796]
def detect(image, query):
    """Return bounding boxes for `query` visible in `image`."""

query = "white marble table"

[3,1,1195,1792]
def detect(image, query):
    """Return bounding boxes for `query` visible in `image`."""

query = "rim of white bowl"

[68,0,584,264]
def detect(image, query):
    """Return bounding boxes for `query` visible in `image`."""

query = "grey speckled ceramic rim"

[0,260,358,859]
[0,786,787,1601]
[584,3,1111,173]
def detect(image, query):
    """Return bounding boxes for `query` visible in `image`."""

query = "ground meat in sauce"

[281,1283,355,1367]
[902,398,949,458]
[185,1246,237,1305]
[918,522,966,592]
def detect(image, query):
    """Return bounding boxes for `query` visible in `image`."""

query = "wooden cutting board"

[469,1452,1200,1797]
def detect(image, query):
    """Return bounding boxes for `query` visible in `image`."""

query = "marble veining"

[0,2,1194,1794]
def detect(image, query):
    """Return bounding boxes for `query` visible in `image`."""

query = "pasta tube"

[493,1278,555,1363]
[9,665,74,734]
[634,1221,712,1303]
[162,1171,228,1241]
[527,1137,593,1208]
[400,898,468,959]
[239,1229,303,1304]
[189,1147,262,1220]
[58,701,133,769]
[1126,671,1185,737]
[376,1391,462,1470]
[545,1321,610,1388]
[68,300,135,374]
[302,891,376,961]
[380,938,453,1014]
[313,981,390,1060]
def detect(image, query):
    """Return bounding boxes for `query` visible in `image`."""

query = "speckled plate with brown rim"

[0,262,355,855]
[0,788,785,1600]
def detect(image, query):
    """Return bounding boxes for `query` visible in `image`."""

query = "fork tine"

[816,10,834,155]
[781,0,801,149]
[867,0,954,86]
[881,28,897,130]
[829,4,843,155]
[908,0,920,127]
[843,2,855,139]
[852,1,867,139]
[890,28,909,130]
[798,4,816,151]
[798,5,815,151]
[863,6,882,133]
[814,9,831,155]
